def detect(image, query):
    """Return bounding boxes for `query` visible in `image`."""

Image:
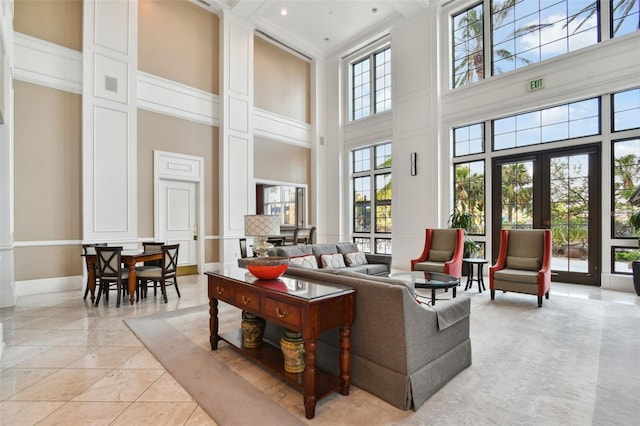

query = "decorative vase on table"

[280,329,305,373]
[241,311,266,348]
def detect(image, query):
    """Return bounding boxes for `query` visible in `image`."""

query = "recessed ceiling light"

[280,9,288,16]
[371,8,378,13]
[324,37,330,42]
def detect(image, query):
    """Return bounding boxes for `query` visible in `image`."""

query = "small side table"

[463,258,488,293]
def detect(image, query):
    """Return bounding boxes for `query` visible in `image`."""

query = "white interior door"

[159,179,197,266]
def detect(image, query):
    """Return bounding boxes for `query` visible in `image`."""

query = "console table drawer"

[211,281,235,303]
[264,297,301,328]
[234,288,261,311]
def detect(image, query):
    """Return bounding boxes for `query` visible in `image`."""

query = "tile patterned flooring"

[1,272,638,425]
[1,274,216,426]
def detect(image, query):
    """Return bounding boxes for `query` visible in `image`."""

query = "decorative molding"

[13,32,82,94]
[94,53,129,104]
[13,240,83,248]
[15,276,82,297]
[253,107,312,147]
[137,71,219,126]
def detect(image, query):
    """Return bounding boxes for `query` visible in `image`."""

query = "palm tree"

[501,163,533,226]
[453,0,551,87]
[566,0,638,35]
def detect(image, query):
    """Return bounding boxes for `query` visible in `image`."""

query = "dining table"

[84,248,163,305]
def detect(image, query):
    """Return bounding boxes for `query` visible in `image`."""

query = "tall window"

[492,0,599,76]
[612,0,640,37]
[612,138,640,238]
[451,1,637,88]
[454,161,486,234]
[613,87,640,132]
[352,142,392,254]
[262,185,297,225]
[493,98,600,150]
[350,46,391,121]
[452,3,484,88]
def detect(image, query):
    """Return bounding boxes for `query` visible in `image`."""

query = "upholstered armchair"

[489,229,552,307]
[410,228,465,278]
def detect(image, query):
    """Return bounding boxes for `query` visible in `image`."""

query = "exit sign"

[528,78,545,91]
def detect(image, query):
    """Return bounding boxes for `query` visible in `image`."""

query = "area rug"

[126,291,640,425]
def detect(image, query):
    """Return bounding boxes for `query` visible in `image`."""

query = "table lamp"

[244,214,281,257]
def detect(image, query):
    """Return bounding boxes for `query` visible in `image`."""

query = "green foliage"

[449,208,476,255]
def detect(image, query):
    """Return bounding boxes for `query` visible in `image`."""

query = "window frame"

[351,142,393,254]
[347,41,392,122]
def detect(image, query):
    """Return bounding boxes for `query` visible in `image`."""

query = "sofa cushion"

[321,253,347,269]
[363,263,391,276]
[344,251,368,266]
[494,268,539,284]
[275,245,313,258]
[506,256,540,271]
[428,250,452,262]
[289,254,318,269]
[336,242,359,253]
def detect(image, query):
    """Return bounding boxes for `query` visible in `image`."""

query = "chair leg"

[173,278,181,298]
[545,291,549,299]
[83,283,90,300]
[160,280,168,303]
[116,280,121,308]
[537,295,543,307]
[490,289,495,300]
[95,281,104,306]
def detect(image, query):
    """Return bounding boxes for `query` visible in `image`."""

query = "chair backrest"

[142,242,164,267]
[308,226,317,244]
[162,244,180,277]
[95,246,124,280]
[430,229,460,253]
[239,238,248,258]
[506,229,545,259]
[292,227,300,245]
[83,243,107,269]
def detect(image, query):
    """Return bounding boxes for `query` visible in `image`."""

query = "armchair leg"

[490,289,495,300]
[537,295,543,307]
[545,291,549,299]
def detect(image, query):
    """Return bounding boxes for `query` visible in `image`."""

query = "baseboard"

[15,276,83,297]
[601,273,635,293]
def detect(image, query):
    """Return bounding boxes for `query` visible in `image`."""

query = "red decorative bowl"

[246,257,289,280]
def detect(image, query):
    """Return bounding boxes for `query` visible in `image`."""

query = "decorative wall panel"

[228,136,249,230]
[93,106,129,232]
[94,0,129,54]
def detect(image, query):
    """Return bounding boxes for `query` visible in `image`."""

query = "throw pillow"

[289,254,318,269]
[428,250,452,262]
[320,253,346,269]
[344,251,368,266]
[506,256,540,271]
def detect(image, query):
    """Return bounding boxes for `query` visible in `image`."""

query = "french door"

[492,145,601,285]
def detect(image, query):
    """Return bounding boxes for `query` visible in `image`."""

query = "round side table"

[463,258,488,293]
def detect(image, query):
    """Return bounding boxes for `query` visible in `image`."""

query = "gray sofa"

[268,242,391,276]
[262,265,472,411]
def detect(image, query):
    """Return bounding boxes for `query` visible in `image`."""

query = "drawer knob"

[275,307,288,318]
[241,296,250,304]
[216,287,224,295]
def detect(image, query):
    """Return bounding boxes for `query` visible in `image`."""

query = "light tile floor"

[1,273,638,425]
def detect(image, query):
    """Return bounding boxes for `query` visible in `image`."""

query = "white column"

[219,11,254,263]
[82,0,138,244]
[0,0,15,361]
[0,0,16,308]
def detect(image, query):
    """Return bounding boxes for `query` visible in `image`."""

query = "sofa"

[267,242,391,276]
[261,265,472,411]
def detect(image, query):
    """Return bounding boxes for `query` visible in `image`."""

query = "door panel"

[493,145,601,285]
[159,179,197,266]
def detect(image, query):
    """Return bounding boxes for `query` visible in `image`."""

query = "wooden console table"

[206,268,355,419]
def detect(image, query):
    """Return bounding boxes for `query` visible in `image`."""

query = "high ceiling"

[193,0,439,58]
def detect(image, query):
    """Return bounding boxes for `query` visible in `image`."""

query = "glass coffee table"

[391,271,459,305]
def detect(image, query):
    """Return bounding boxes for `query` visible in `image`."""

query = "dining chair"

[136,244,180,303]
[135,241,164,300]
[82,243,107,300]
[95,246,128,307]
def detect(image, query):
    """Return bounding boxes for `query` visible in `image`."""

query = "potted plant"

[449,209,477,276]
[630,211,640,296]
